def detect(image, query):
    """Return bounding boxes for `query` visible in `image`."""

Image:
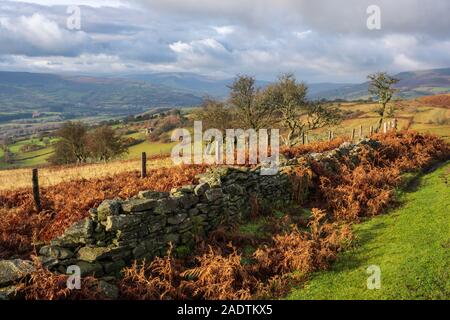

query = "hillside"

[0,71,203,121]
[0,131,448,300]
[123,72,234,98]
[1,68,449,122]
[1,94,449,170]
[124,68,450,101]
[289,162,450,299]
[295,94,450,144]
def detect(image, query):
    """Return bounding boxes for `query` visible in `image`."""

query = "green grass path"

[288,162,450,300]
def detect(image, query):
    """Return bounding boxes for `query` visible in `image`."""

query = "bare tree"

[193,97,234,132]
[228,75,274,130]
[263,74,307,146]
[264,74,342,146]
[305,100,342,132]
[368,72,399,130]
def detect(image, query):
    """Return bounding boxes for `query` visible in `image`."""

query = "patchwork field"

[0,133,174,170]
[309,95,450,142]
[1,95,450,171]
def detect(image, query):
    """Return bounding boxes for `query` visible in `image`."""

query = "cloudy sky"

[1,0,449,82]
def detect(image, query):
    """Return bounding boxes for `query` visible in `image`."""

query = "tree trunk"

[377,103,386,131]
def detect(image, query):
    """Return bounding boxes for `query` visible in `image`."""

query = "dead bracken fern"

[3,130,449,300]
[252,209,352,277]
[281,137,346,159]
[15,256,104,300]
[117,209,352,300]
[181,244,255,300]
[120,244,186,300]
[0,165,208,259]
[303,131,450,220]
[286,166,313,204]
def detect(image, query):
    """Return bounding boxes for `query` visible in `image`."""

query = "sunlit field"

[0,156,172,191]
[308,95,450,142]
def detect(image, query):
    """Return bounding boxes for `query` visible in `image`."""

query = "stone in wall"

[0,259,35,300]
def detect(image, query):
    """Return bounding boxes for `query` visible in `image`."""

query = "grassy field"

[124,131,176,158]
[0,132,176,189]
[0,138,57,169]
[0,133,175,170]
[288,162,450,300]
[313,100,449,142]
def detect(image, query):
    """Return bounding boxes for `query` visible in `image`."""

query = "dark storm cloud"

[1,0,450,82]
[131,0,450,36]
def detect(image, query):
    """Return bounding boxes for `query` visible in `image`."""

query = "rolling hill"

[123,72,234,98]
[124,68,450,101]
[1,67,450,124]
[123,72,353,99]
[0,71,203,121]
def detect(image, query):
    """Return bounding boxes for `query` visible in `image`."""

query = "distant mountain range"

[123,73,354,99]
[308,68,450,100]
[0,68,449,122]
[123,68,450,100]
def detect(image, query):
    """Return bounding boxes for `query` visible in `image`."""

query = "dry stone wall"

[39,166,297,277]
[38,138,381,277]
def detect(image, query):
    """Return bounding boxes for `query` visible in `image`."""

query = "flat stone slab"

[0,259,35,287]
[78,246,114,263]
[121,199,158,212]
[39,245,74,260]
[0,285,18,300]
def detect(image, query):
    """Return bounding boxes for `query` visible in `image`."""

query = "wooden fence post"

[328,131,332,141]
[305,134,309,144]
[302,131,306,145]
[393,118,398,130]
[351,128,356,141]
[383,122,388,134]
[141,152,147,178]
[359,125,363,138]
[32,168,42,212]
[370,126,373,137]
